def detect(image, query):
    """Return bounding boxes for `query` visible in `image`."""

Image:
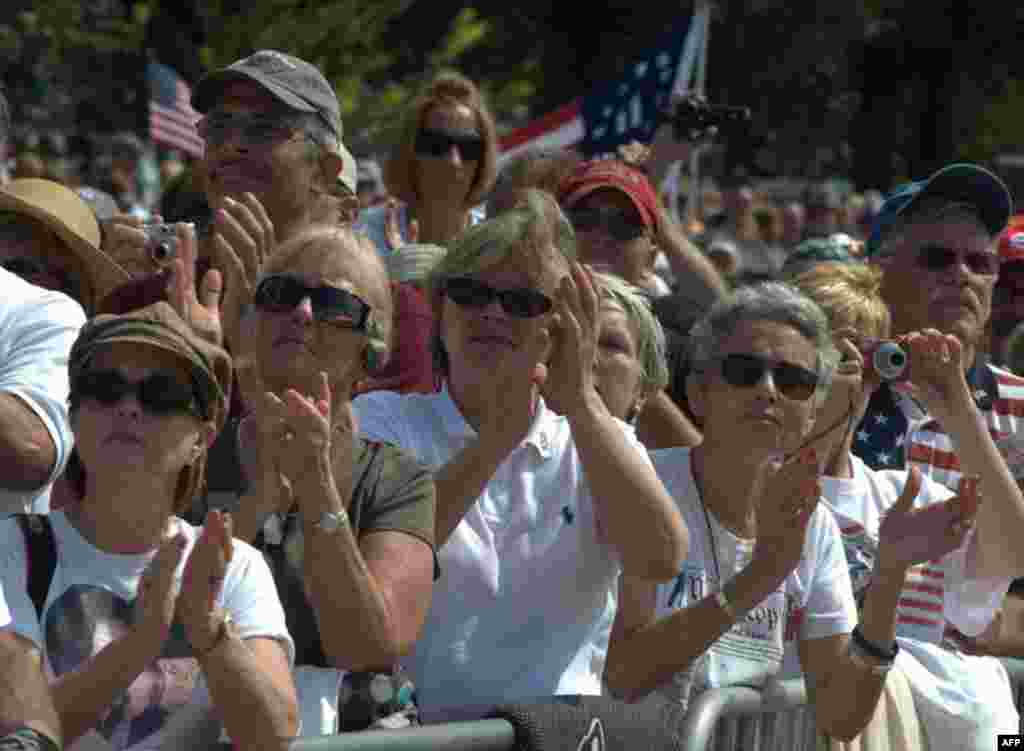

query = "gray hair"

[875,200,992,259]
[688,282,838,404]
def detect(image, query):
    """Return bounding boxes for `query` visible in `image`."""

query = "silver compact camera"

[143,223,179,266]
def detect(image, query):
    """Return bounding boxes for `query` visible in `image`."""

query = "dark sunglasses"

[915,244,1000,276]
[74,369,202,417]
[197,112,299,147]
[414,128,485,162]
[442,277,553,318]
[566,207,645,242]
[717,353,819,402]
[253,274,372,330]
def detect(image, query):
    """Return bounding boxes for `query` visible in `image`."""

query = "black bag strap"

[15,514,56,620]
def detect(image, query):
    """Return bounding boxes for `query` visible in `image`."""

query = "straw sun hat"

[0,178,130,310]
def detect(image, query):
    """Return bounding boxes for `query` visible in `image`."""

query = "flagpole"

[687,0,711,231]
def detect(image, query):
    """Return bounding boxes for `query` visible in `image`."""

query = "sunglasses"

[442,277,553,318]
[566,207,646,242]
[74,369,202,417]
[914,244,1000,276]
[197,112,300,148]
[253,275,372,330]
[414,128,485,162]
[717,353,819,402]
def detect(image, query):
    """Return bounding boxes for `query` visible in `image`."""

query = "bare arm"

[432,434,513,545]
[570,394,688,580]
[199,635,299,751]
[604,563,782,701]
[0,394,55,492]
[654,209,727,301]
[0,633,60,746]
[297,459,434,670]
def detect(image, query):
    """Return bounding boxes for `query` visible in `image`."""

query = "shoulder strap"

[16,514,56,620]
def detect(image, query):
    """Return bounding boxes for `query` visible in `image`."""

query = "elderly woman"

[790,262,1023,748]
[0,302,298,750]
[352,189,688,716]
[356,71,499,253]
[604,282,975,742]
[223,224,437,732]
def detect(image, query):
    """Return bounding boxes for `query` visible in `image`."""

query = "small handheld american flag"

[148,60,204,158]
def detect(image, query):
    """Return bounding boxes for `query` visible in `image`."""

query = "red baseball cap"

[999,214,1024,264]
[558,158,660,230]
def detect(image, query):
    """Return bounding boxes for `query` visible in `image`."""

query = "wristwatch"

[314,509,348,533]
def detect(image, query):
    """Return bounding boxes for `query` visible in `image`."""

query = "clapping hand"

[541,263,600,420]
[894,329,972,419]
[877,467,979,571]
[165,223,223,346]
[178,510,234,654]
[751,448,821,585]
[209,192,276,355]
[134,528,188,655]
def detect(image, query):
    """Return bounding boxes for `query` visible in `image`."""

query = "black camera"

[665,95,752,142]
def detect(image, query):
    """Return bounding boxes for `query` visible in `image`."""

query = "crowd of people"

[0,48,1022,751]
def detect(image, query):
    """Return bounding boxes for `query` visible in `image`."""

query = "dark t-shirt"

[204,420,437,667]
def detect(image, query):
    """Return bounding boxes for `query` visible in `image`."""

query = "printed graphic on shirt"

[45,586,199,750]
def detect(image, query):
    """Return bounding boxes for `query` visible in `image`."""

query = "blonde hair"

[789,261,890,340]
[592,271,669,394]
[384,71,499,209]
[265,224,394,356]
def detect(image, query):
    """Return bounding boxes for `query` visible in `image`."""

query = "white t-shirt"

[0,269,85,515]
[352,386,625,713]
[0,511,294,751]
[648,448,856,704]
[821,453,1018,748]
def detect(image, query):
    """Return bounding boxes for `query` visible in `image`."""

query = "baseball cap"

[781,236,858,278]
[998,214,1024,264]
[866,163,1013,257]
[193,49,356,193]
[558,158,660,230]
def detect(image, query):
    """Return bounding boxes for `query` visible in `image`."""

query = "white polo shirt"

[353,386,627,713]
[0,269,85,515]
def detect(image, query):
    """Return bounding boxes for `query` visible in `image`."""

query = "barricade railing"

[285,658,1024,750]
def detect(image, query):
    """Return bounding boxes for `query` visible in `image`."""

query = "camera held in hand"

[143,223,179,267]
[664,95,752,142]
[859,338,910,382]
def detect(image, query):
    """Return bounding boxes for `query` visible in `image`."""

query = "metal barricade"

[678,679,817,751]
[1002,657,1024,730]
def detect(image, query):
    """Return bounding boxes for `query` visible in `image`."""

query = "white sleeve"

[800,505,858,641]
[0,292,85,505]
[218,540,294,666]
[0,518,43,648]
[352,391,410,449]
[942,527,1012,637]
[0,582,10,628]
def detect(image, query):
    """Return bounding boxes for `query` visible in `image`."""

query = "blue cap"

[865,163,1013,257]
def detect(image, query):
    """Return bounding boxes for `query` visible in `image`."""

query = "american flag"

[148,60,204,158]
[499,7,707,162]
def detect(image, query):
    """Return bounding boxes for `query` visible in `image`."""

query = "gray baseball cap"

[192,50,356,193]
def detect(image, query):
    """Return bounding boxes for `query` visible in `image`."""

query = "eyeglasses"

[197,112,301,148]
[717,353,819,402]
[414,128,484,162]
[914,244,1000,276]
[74,369,202,417]
[442,277,553,318]
[253,274,372,330]
[566,207,646,242]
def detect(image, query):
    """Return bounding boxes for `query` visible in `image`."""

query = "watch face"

[318,511,342,531]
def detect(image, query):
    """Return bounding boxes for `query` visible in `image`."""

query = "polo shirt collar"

[437,383,558,460]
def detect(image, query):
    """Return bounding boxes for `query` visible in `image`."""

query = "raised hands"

[177,510,235,654]
[877,467,979,571]
[894,329,973,419]
[209,192,276,354]
[751,448,821,586]
[542,262,601,420]
[384,198,418,251]
[134,528,188,655]
[165,223,223,346]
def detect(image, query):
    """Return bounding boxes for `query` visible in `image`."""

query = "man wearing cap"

[853,163,1024,747]
[991,215,1024,368]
